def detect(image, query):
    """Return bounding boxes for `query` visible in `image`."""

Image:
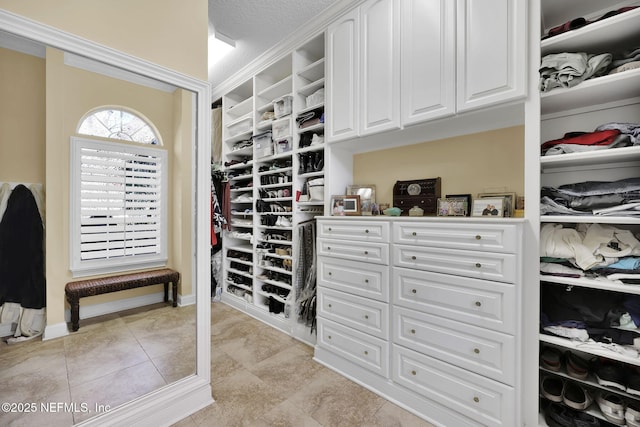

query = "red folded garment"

[541,129,621,154]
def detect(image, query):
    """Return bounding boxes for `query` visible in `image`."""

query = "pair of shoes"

[595,362,627,392]
[627,401,640,427]
[541,346,563,371]
[541,376,593,411]
[276,216,292,227]
[565,351,596,380]
[544,402,600,427]
[596,392,625,425]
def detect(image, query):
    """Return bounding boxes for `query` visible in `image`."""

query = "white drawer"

[317,318,389,377]
[318,219,389,242]
[393,245,516,284]
[392,268,516,334]
[392,345,515,427]
[393,221,519,253]
[393,307,515,385]
[318,238,389,265]
[318,257,389,302]
[319,288,389,339]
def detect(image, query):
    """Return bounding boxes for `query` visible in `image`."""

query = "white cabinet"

[315,217,523,426]
[456,0,526,112]
[326,0,400,142]
[400,0,455,125]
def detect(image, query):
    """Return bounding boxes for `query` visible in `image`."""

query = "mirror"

[0,10,211,426]
[347,184,377,215]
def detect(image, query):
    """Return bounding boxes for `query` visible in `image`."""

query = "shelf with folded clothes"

[541,216,640,225]
[541,145,640,171]
[541,6,640,56]
[540,335,640,369]
[541,68,640,116]
[297,122,324,135]
[225,159,254,171]
[540,274,640,296]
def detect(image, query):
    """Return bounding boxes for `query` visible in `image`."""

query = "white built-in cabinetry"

[315,217,524,426]
[535,2,640,425]
[326,0,526,142]
[220,34,326,342]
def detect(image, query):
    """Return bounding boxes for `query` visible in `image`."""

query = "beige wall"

[0,47,45,184]
[0,1,208,80]
[353,126,525,207]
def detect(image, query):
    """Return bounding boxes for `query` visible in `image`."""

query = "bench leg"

[163,283,169,303]
[68,296,80,332]
[172,281,178,307]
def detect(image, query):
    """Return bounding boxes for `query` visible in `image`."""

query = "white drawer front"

[318,257,389,302]
[393,307,515,385]
[393,245,516,283]
[393,221,519,253]
[317,318,389,377]
[392,345,515,427]
[393,268,515,334]
[318,220,389,242]
[319,288,389,339]
[318,238,389,265]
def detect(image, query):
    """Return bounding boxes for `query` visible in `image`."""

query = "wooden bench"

[65,268,180,331]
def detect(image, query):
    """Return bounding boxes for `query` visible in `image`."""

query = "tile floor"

[0,301,434,427]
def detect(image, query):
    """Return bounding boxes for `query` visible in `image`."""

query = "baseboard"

[43,322,70,341]
[178,293,196,306]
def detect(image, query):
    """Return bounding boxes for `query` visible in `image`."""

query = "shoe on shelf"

[562,381,593,411]
[541,376,564,403]
[541,346,563,372]
[626,401,640,427]
[565,351,596,380]
[595,362,627,392]
[572,411,600,427]
[596,392,626,425]
[544,402,575,427]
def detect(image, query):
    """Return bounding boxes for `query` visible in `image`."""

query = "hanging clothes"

[0,184,46,309]
[294,220,317,334]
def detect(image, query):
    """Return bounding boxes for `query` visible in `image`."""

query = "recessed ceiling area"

[207,0,339,90]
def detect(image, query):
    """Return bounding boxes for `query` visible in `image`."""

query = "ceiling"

[207,0,339,91]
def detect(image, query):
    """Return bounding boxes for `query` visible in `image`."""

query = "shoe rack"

[221,33,325,343]
[536,2,640,425]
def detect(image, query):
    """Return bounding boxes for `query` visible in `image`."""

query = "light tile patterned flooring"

[0,301,434,426]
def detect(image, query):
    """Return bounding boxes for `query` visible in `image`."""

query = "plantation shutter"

[74,140,165,265]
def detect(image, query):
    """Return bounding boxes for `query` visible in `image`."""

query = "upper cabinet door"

[360,0,401,136]
[326,8,359,143]
[456,0,526,112]
[401,0,455,125]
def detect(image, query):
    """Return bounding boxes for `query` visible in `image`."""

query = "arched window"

[78,107,161,145]
[70,108,167,277]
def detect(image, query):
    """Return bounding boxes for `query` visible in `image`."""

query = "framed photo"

[478,192,516,217]
[471,197,505,217]
[347,184,376,216]
[444,194,472,216]
[331,195,361,216]
[437,198,468,216]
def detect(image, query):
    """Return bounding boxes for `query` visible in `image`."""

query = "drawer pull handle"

[475,263,481,268]
[328,272,332,276]
[410,329,416,334]
[364,279,369,283]
[411,256,417,260]
[364,251,369,255]
[411,370,417,376]
[364,350,369,355]
[364,315,369,319]
[365,229,369,234]
[411,289,417,294]
[412,231,417,236]
[475,301,482,307]
[328,227,332,231]
[473,397,480,403]
[474,348,480,354]
[328,335,332,339]
[328,304,332,308]
[327,246,331,250]
[475,235,481,240]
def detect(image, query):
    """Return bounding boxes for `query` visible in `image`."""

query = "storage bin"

[306,88,325,109]
[253,131,273,158]
[273,95,292,118]
[272,117,292,140]
[275,137,291,154]
[308,177,324,201]
[227,116,252,137]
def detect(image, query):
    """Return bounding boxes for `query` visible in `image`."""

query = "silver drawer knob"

[411,370,417,376]
[475,263,481,268]
[412,231,417,236]
[410,329,416,334]
[328,227,332,231]
[328,304,332,308]
[475,235,481,240]
[474,348,480,354]
[328,335,332,339]
[475,301,482,307]
[327,246,331,250]
[364,250,369,255]
[473,397,479,403]
[328,272,332,276]
[364,279,369,283]
[364,315,369,319]
[411,256,417,260]
[411,289,417,294]
[364,350,369,355]
[365,229,369,233]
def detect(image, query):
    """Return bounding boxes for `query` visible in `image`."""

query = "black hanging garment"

[0,185,46,309]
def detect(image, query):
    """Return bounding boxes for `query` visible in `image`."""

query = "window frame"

[69,136,168,277]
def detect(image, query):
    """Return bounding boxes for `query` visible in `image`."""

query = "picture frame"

[437,198,468,216]
[444,194,472,216]
[331,195,361,216]
[478,192,516,217]
[347,184,376,216]
[471,197,505,217]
